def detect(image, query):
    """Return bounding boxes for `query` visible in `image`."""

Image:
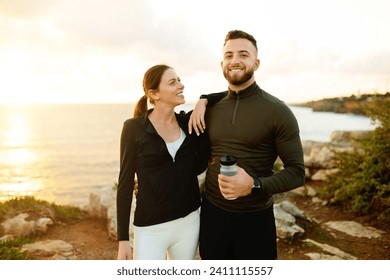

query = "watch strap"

[252,177,261,189]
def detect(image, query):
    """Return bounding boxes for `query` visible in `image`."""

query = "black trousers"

[199,197,277,260]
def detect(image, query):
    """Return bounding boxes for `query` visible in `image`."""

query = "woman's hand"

[117,240,132,260]
[188,98,208,136]
[133,179,138,196]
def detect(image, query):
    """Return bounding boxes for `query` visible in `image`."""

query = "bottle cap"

[219,154,237,166]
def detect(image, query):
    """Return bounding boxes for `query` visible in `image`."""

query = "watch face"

[253,178,260,188]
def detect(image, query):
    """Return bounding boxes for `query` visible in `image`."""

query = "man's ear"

[254,58,260,71]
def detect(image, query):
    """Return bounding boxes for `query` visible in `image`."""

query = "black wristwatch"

[252,177,261,189]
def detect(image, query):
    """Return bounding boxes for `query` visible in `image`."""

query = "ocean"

[0,103,375,207]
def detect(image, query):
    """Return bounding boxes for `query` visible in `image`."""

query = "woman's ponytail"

[133,95,148,117]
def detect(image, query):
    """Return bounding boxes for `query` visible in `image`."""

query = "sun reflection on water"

[3,148,36,165]
[0,108,43,201]
[3,114,29,147]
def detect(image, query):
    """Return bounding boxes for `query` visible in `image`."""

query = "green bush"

[320,94,390,221]
[0,196,82,222]
[50,203,82,222]
[0,237,33,260]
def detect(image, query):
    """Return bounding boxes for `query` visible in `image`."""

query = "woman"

[116,64,211,260]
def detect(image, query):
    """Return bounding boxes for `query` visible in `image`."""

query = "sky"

[0,0,389,104]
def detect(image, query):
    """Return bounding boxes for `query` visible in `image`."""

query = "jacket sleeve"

[192,130,211,175]
[116,119,137,241]
[259,103,305,195]
[200,91,227,107]
[180,111,211,175]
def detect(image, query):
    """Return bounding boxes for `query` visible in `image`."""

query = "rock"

[305,252,345,260]
[104,187,136,243]
[324,221,385,239]
[1,213,35,236]
[274,204,296,224]
[304,239,357,260]
[311,168,338,181]
[311,197,326,204]
[35,217,53,232]
[303,142,331,169]
[304,168,311,178]
[305,185,317,197]
[1,213,53,237]
[0,235,15,242]
[301,140,319,155]
[302,132,364,180]
[85,187,122,240]
[84,193,108,218]
[279,200,306,218]
[22,239,75,260]
[274,202,305,239]
[312,146,335,168]
[289,186,306,196]
[330,130,369,145]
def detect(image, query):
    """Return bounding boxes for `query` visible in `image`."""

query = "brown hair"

[224,30,258,51]
[133,64,172,117]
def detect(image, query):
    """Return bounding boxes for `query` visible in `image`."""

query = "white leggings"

[133,208,200,260]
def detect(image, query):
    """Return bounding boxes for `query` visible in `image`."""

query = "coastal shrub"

[0,196,50,221]
[50,203,82,222]
[0,196,82,222]
[0,237,33,260]
[320,94,390,221]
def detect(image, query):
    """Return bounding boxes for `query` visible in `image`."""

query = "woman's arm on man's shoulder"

[188,92,227,135]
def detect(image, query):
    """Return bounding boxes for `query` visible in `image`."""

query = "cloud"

[2,0,218,76]
[0,0,60,18]
[339,50,390,75]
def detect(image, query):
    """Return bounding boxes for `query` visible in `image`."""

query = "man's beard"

[223,68,254,86]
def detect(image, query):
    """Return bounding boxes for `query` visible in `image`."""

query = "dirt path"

[41,217,118,260]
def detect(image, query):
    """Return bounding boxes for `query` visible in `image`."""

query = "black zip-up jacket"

[116,109,210,241]
[203,82,305,212]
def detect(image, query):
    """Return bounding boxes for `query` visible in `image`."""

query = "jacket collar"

[227,82,259,99]
[139,108,188,135]
[140,109,155,134]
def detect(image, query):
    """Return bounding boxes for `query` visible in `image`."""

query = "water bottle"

[220,154,238,176]
[219,155,238,200]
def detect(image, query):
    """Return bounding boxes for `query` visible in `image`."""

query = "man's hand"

[117,240,132,260]
[218,166,253,199]
[188,98,208,136]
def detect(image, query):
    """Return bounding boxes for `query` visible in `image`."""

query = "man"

[189,30,305,260]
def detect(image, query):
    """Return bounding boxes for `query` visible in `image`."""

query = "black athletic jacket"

[203,82,305,212]
[116,110,209,241]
